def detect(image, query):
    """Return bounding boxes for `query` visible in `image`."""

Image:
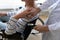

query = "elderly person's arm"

[5,9,32,35]
[26,7,41,19]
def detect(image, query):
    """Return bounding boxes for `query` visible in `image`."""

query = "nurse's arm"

[34,25,49,32]
[34,22,60,32]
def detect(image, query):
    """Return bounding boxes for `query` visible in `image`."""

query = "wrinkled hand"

[13,8,33,20]
[34,25,49,32]
[25,7,40,19]
[34,25,43,32]
[19,8,32,18]
[21,8,32,19]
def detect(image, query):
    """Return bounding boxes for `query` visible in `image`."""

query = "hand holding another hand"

[25,7,40,19]
[34,25,43,32]
[13,7,40,20]
[34,25,49,32]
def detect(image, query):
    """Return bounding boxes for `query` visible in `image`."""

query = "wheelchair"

[0,17,44,40]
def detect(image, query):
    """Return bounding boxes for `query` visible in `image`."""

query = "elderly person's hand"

[13,8,33,20]
[25,7,40,19]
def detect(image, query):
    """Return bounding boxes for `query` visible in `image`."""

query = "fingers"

[24,7,36,11]
[34,26,39,30]
[22,7,40,19]
[34,25,40,30]
[26,13,34,19]
[34,26,38,30]
[34,25,42,32]
[23,8,34,19]
[22,9,31,17]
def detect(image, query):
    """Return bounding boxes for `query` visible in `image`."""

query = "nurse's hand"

[34,25,49,32]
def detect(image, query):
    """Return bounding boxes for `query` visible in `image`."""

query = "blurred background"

[0,0,46,11]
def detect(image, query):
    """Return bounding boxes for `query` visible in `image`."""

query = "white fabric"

[39,0,60,40]
[48,0,60,13]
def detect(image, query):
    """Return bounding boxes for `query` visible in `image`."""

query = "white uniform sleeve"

[39,0,57,11]
[48,22,60,32]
